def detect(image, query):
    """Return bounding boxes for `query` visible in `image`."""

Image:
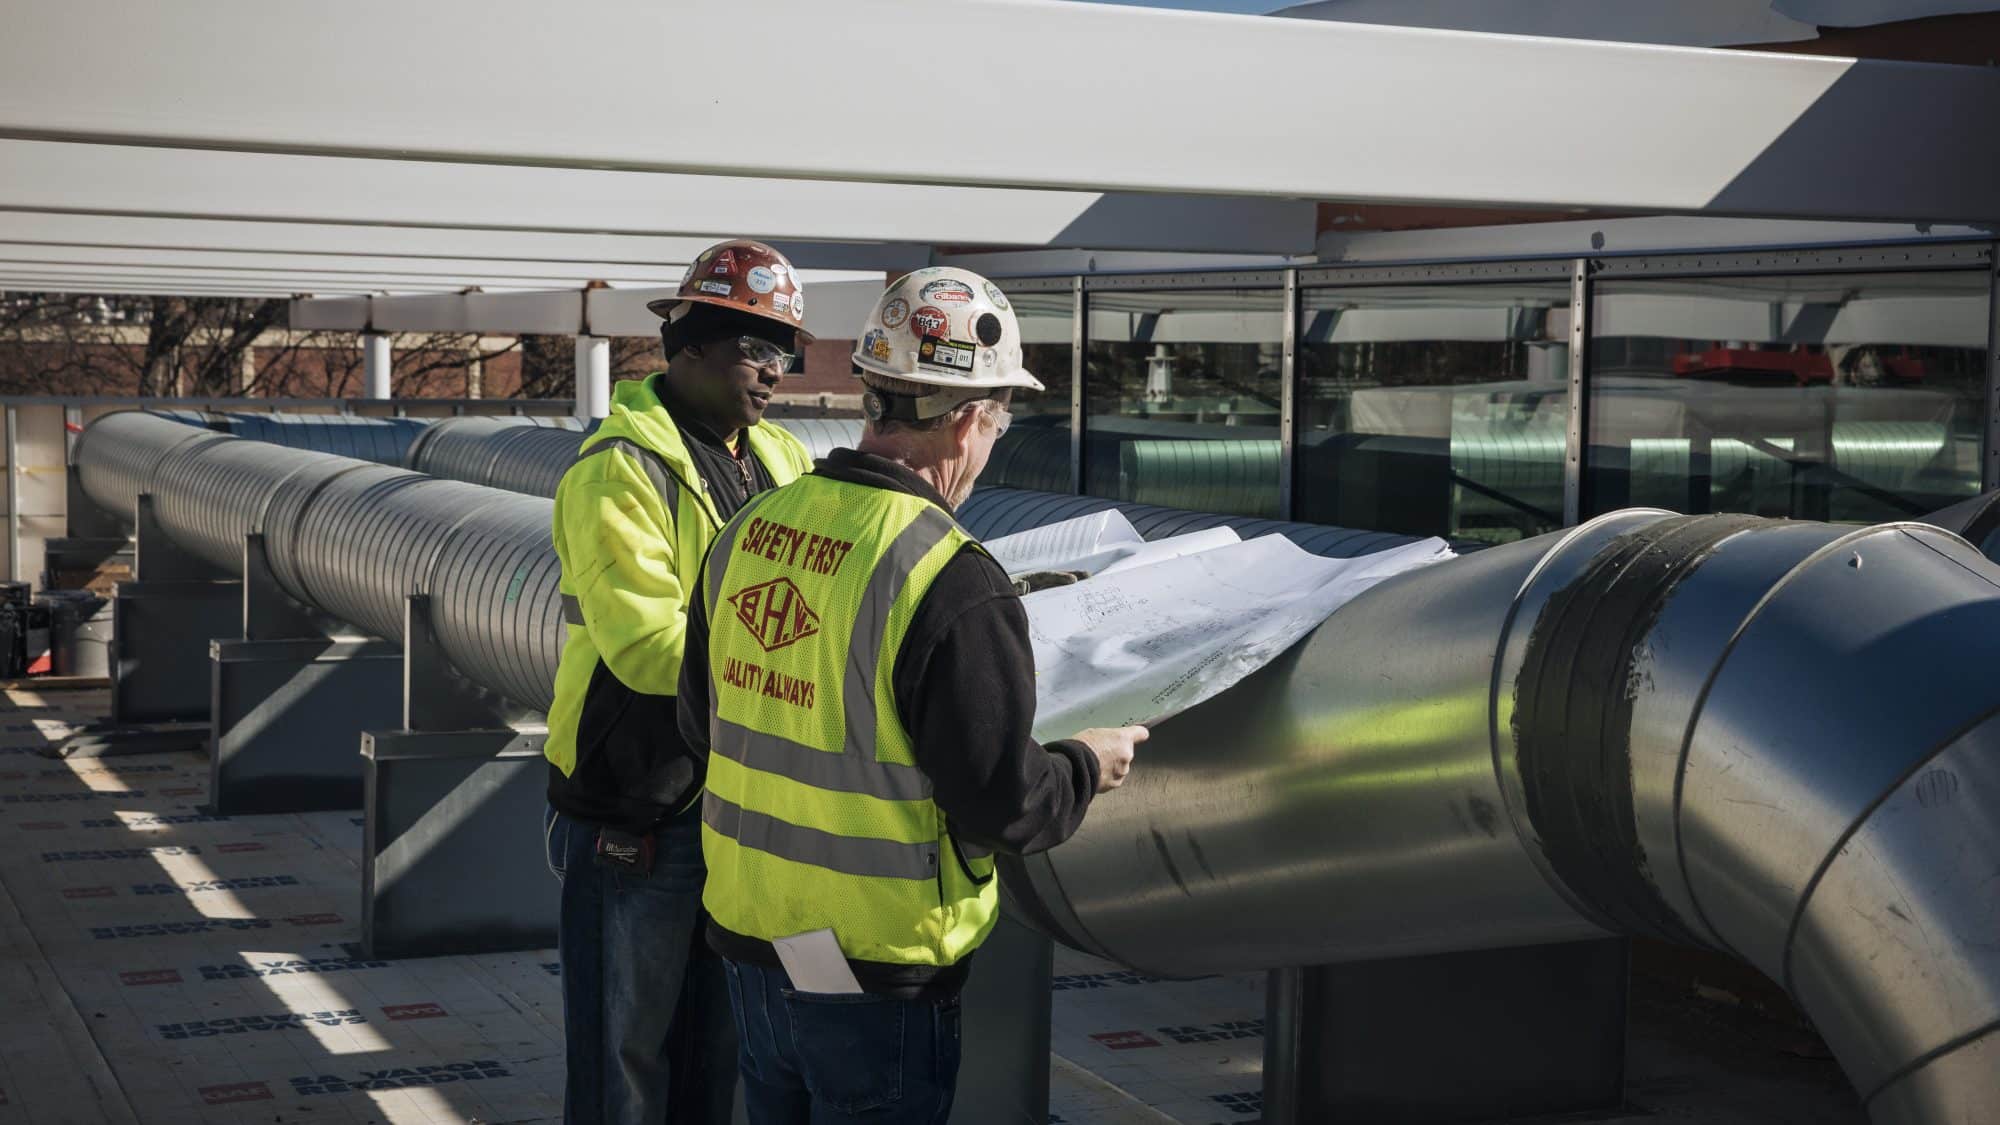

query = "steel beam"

[0,209,930,272]
[1,2,1994,222]
[296,277,887,339]
[0,242,693,286]
[0,139,1317,255]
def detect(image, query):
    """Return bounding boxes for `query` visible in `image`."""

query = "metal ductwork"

[1002,509,2000,1124]
[1922,487,2000,562]
[78,411,567,713]
[79,410,434,533]
[151,409,430,461]
[73,411,2000,1122]
[401,414,863,497]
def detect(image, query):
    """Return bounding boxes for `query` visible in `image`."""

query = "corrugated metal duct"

[402,415,863,497]
[74,410,2000,1122]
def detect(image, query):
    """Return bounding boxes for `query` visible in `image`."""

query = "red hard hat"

[648,239,814,344]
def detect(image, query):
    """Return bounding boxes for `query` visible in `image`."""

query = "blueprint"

[984,509,1144,575]
[982,516,1454,741]
[984,509,1245,580]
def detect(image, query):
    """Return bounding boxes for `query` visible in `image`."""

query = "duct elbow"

[1504,516,2000,1123]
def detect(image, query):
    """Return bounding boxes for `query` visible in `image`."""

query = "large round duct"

[73,411,2000,1122]
[402,415,863,497]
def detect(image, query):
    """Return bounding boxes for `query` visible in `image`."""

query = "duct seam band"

[1512,513,1765,947]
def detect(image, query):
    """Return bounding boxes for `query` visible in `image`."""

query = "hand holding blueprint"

[983,514,1454,740]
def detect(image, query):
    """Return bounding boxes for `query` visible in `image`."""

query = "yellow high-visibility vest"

[546,375,811,779]
[700,474,999,967]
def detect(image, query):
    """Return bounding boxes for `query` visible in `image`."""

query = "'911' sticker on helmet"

[920,279,975,304]
[917,338,977,372]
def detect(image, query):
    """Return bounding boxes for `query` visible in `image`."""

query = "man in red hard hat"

[544,240,815,1124]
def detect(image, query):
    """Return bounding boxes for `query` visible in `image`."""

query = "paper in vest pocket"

[773,929,864,994]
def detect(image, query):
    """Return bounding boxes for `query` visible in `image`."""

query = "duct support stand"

[950,909,1054,1125]
[206,533,402,814]
[56,493,236,757]
[359,593,555,958]
[1262,938,1630,1124]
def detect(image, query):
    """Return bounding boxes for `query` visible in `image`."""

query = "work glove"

[1012,570,1090,595]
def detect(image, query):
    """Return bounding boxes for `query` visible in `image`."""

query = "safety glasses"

[733,335,795,372]
[987,403,1013,439]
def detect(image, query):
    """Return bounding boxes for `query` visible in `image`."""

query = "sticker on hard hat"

[909,306,950,338]
[918,338,977,372]
[790,292,804,320]
[712,249,736,275]
[920,279,975,304]
[772,292,791,312]
[864,329,892,362]
[983,282,1010,310]
[746,266,778,294]
[880,298,910,330]
[699,280,732,297]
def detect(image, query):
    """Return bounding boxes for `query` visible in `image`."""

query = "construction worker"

[543,239,815,1125]
[676,267,1146,1124]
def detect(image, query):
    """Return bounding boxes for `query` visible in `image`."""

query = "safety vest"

[700,474,999,967]
[545,375,812,781]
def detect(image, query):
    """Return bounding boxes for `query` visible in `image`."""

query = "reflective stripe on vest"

[699,476,998,966]
[702,789,938,881]
[577,436,680,522]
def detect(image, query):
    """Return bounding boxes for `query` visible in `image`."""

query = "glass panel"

[1587,271,1988,522]
[1296,282,1573,543]
[1083,289,1284,518]
[985,288,1074,492]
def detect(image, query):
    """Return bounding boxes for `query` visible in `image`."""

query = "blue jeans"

[546,803,736,1125]
[722,959,961,1125]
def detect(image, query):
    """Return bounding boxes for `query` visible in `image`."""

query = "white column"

[363,332,392,399]
[575,334,611,420]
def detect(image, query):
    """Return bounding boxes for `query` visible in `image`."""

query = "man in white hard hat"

[676,267,1146,1123]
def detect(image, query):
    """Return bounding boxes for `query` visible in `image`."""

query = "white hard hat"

[852,268,1044,419]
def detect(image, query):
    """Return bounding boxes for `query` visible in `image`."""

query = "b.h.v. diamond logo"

[729,578,821,653]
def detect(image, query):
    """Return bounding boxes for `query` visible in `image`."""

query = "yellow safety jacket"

[546,375,811,824]
[700,474,1000,967]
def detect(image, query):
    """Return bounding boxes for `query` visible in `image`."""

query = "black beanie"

[659,302,797,361]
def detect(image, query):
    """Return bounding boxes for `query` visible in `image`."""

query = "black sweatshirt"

[677,448,1100,998]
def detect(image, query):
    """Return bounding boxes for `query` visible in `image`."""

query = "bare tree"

[0,289,519,400]
[254,331,519,398]
[612,335,660,379]
[506,332,663,402]
[514,333,575,400]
